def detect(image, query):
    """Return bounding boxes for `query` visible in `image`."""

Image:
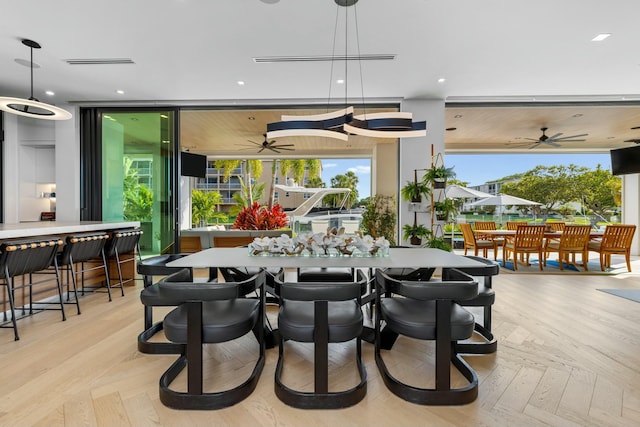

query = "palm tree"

[268,159,322,208]
[327,171,359,208]
[214,159,263,205]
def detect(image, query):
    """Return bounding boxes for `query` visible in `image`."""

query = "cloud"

[347,165,371,174]
[323,162,338,168]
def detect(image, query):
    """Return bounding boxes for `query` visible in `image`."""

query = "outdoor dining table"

[477,229,604,239]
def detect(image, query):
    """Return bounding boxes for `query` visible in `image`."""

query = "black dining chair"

[273,270,368,409]
[448,255,499,354]
[0,238,65,341]
[374,268,479,405]
[157,268,266,410]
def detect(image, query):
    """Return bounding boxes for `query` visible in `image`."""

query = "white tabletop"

[0,221,140,240]
[166,247,487,269]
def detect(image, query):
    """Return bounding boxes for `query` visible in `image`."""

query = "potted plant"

[423,165,456,189]
[433,198,457,222]
[401,179,431,203]
[402,222,432,246]
[401,170,431,203]
[424,234,452,251]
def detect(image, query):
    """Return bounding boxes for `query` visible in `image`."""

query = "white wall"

[2,105,80,223]
[622,174,640,255]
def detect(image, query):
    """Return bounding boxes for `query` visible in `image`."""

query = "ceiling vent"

[65,58,135,65]
[253,54,395,63]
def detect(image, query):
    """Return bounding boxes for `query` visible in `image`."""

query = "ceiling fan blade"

[547,133,563,140]
[245,140,263,147]
[275,147,295,151]
[527,143,540,150]
[553,138,586,143]
[273,144,295,148]
[625,139,640,143]
[554,133,588,140]
[547,141,562,147]
[522,138,540,142]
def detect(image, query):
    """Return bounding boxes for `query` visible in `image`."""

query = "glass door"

[100,110,176,256]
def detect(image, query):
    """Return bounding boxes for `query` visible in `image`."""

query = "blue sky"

[321,153,612,200]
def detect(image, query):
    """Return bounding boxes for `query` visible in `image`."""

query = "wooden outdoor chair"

[503,225,546,270]
[460,223,496,259]
[474,221,504,254]
[544,225,591,270]
[588,224,636,272]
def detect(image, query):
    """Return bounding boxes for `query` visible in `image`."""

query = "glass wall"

[101,111,175,255]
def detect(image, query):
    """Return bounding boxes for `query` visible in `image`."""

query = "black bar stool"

[0,238,65,341]
[56,232,111,310]
[105,229,143,296]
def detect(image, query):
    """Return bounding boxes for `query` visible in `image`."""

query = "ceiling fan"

[520,127,588,149]
[239,134,295,153]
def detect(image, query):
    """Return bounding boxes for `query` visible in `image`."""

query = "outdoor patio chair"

[544,225,591,270]
[503,225,546,270]
[588,224,636,272]
[460,223,496,259]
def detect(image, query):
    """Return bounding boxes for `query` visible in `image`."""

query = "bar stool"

[57,232,111,310]
[105,229,142,296]
[0,238,65,341]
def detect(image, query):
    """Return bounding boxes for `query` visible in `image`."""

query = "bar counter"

[0,221,140,240]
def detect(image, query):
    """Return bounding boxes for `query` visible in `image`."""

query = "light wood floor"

[1,259,640,427]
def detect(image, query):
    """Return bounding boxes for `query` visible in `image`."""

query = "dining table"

[165,246,487,270]
[165,246,489,346]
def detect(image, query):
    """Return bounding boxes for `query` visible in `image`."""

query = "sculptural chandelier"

[0,39,72,120]
[267,0,425,141]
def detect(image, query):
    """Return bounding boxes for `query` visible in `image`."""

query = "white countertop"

[166,247,487,269]
[0,221,140,240]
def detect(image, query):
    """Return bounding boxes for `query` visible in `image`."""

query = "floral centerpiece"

[249,228,390,257]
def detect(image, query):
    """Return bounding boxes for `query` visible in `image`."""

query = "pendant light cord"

[326,5,340,112]
[29,44,35,101]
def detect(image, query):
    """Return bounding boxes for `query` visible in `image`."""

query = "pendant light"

[267,0,425,140]
[0,39,72,121]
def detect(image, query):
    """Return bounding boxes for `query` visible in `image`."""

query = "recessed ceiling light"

[572,113,583,117]
[437,78,446,83]
[248,116,255,120]
[116,89,125,94]
[45,90,55,96]
[591,33,611,41]
[237,80,245,86]
[454,114,463,118]
[336,79,345,84]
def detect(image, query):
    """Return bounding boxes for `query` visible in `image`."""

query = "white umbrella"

[445,185,492,199]
[469,193,541,225]
[444,185,493,245]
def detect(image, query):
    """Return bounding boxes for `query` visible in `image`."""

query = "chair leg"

[5,277,19,341]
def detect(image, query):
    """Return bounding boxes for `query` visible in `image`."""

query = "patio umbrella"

[444,185,493,245]
[445,185,492,199]
[469,193,541,226]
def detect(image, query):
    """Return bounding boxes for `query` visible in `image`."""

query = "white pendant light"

[0,39,72,121]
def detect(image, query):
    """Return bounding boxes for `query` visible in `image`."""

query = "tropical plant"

[433,198,458,221]
[402,222,431,245]
[361,194,396,245]
[232,202,288,230]
[123,158,153,221]
[229,179,266,216]
[423,234,452,251]
[423,165,456,188]
[401,179,431,203]
[191,189,228,227]
[215,159,263,206]
[326,171,360,208]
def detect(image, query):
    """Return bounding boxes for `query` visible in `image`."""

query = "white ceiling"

[2,0,640,153]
